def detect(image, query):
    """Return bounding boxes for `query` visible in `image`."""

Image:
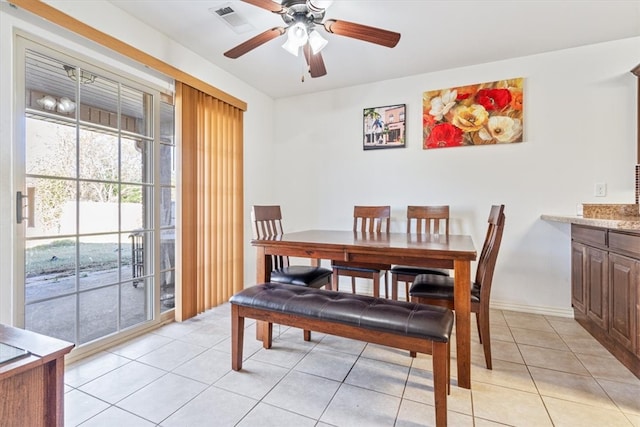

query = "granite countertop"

[541,203,640,231]
[541,213,640,230]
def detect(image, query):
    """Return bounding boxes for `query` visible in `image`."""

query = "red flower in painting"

[423,113,436,128]
[425,123,463,148]
[476,88,512,111]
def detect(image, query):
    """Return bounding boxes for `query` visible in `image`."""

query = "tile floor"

[64,305,640,426]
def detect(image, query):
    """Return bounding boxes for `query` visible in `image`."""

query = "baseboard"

[490,300,574,318]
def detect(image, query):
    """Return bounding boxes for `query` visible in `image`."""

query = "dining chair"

[390,205,452,301]
[409,204,505,369]
[331,205,391,297]
[251,205,332,289]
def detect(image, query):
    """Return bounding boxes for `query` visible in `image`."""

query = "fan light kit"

[224,0,401,78]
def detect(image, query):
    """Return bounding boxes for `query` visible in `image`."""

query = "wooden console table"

[0,325,74,427]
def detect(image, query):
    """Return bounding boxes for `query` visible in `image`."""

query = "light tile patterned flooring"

[64,305,640,426]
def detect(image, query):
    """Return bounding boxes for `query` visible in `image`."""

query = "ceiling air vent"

[210,3,255,34]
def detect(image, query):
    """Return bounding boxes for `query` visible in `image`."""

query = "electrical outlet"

[594,182,607,197]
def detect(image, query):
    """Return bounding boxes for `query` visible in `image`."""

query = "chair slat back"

[407,205,450,235]
[353,205,391,233]
[475,205,506,301]
[252,205,288,269]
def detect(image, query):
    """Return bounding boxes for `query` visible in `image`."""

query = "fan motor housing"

[280,0,326,26]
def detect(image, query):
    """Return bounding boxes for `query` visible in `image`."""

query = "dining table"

[251,229,477,389]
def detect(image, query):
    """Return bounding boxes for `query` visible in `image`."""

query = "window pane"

[122,230,153,284]
[121,279,150,328]
[26,176,77,238]
[78,182,119,234]
[122,85,152,137]
[26,294,76,343]
[159,187,175,227]
[26,119,76,179]
[121,184,149,230]
[78,234,120,291]
[79,127,119,181]
[79,74,118,129]
[79,285,118,344]
[121,137,148,184]
[159,143,174,186]
[25,238,77,303]
[160,100,174,144]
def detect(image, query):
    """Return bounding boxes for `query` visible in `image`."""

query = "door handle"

[16,187,35,227]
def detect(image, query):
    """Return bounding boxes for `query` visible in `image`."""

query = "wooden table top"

[251,229,477,261]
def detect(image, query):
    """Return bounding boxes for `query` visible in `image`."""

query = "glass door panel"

[20,45,171,346]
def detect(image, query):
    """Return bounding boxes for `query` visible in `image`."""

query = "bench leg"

[256,320,263,340]
[231,304,244,371]
[432,341,448,427]
[261,321,273,349]
[303,330,311,341]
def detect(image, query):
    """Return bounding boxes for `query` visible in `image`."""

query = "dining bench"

[229,282,454,427]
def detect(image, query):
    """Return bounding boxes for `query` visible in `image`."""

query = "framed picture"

[423,78,524,149]
[363,104,406,150]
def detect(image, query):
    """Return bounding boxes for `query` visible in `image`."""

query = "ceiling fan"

[223,0,401,78]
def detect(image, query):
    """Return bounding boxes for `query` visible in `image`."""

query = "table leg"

[256,247,271,340]
[454,259,471,389]
[256,247,269,284]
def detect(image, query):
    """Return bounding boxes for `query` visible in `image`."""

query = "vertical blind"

[176,82,244,320]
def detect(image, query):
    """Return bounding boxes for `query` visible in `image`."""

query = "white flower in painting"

[429,89,457,121]
[479,116,522,143]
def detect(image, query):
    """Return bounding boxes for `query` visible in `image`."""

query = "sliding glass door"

[17,39,175,347]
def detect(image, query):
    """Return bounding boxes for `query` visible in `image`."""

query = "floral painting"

[423,78,523,149]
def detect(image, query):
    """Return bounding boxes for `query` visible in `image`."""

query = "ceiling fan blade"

[303,44,327,78]
[241,0,284,13]
[323,19,401,48]
[224,27,286,59]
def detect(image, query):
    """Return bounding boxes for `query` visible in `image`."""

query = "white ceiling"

[108,0,640,99]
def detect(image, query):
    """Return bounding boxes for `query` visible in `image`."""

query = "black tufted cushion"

[230,282,454,343]
[410,274,481,303]
[270,266,332,288]
[390,265,450,277]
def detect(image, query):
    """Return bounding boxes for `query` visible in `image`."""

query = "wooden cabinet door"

[586,246,609,330]
[609,253,638,353]
[571,242,587,314]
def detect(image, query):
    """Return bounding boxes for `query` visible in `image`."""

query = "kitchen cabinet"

[571,224,640,378]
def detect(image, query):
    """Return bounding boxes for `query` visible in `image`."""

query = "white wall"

[269,37,640,316]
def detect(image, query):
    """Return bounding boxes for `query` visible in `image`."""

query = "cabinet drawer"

[572,225,607,246]
[609,231,640,259]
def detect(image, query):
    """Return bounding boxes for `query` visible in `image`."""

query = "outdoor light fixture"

[56,97,76,114]
[63,65,97,85]
[36,94,76,114]
[36,95,57,111]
